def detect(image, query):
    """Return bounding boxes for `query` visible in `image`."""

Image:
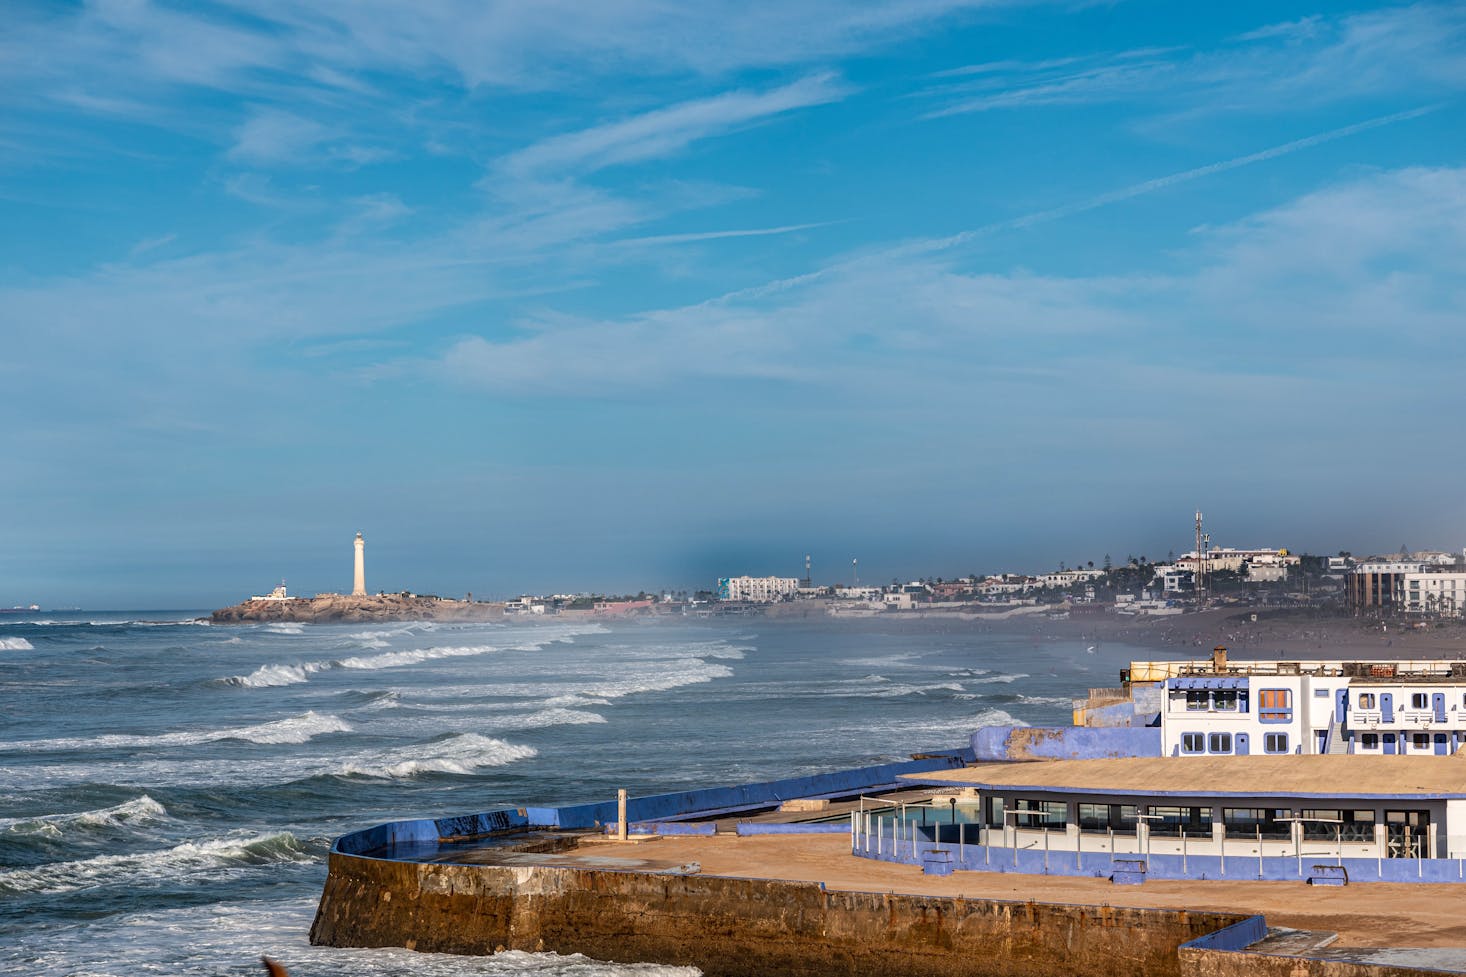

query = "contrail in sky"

[718,104,1439,302]
[931,104,1440,249]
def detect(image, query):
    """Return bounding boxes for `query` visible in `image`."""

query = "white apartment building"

[718,575,799,602]
[1403,572,1466,617]
[1151,658,1466,759]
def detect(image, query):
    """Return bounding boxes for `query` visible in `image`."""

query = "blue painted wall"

[971,725,1160,762]
[333,753,971,856]
[853,830,1466,884]
[526,753,972,830]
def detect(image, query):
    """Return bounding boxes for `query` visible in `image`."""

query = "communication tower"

[802,554,812,588]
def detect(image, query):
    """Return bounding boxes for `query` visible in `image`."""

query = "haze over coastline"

[3,2,1464,609]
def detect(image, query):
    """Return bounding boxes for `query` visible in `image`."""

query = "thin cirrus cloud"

[496,74,852,178]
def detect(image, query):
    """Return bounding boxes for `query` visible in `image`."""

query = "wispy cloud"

[436,164,1466,399]
[498,74,851,178]
[613,221,840,247]
[919,3,1466,118]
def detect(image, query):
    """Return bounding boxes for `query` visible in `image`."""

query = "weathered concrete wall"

[311,851,1245,977]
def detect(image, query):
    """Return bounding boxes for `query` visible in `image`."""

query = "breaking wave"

[0,796,170,837]
[0,637,33,650]
[0,831,309,895]
[337,733,537,779]
[0,712,351,752]
[223,643,512,688]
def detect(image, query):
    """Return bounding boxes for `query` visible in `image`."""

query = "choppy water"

[0,613,1150,975]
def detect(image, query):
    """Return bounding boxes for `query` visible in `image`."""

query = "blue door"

[1434,693,1446,722]
[1384,733,1397,755]
[1436,733,1449,755]
[1336,688,1348,722]
[1381,693,1394,723]
[1235,732,1250,756]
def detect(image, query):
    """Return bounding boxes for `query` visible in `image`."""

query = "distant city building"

[832,585,882,601]
[1176,547,1297,575]
[718,576,800,602]
[1402,572,1466,617]
[1347,562,1429,615]
[1036,569,1106,589]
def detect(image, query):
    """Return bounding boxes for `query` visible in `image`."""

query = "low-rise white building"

[1036,569,1106,589]
[1147,656,1466,759]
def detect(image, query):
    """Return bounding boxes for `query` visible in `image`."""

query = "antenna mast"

[1194,510,1209,608]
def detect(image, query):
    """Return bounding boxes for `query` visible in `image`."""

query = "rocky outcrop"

[210,594,505,624]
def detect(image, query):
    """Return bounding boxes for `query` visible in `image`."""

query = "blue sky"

[3,1,1464,606]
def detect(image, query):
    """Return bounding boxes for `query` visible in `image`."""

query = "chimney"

[1211,645,1228,673]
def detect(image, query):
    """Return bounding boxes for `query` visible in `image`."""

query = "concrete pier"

[310,850,1244,977]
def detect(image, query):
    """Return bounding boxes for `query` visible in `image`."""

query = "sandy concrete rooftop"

[460,832,1466,951]
[902,754,1466,797]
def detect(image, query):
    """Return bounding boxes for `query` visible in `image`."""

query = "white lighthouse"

[352,532,366,596]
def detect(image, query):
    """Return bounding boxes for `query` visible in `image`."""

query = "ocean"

[0,613,1153,976]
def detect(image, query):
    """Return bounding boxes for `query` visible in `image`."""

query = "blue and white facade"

[1152,659,1466,759]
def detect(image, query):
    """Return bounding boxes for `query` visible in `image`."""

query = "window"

[1412,732,1430,751]
[1181,732,1205,754]
[1361,733,1379,750]
[1185,690,1208,711]
[1148,806,1211,837]
[1359,692,1377,709]
[1224,808,1291,839]
[1258,688,1292,722]
[1213,689,1239,711]
[1301,809,1375,842]
[1264,732,1289,754]
[1018,801,1067,828]
[1314,688,1330,697]
[1208,732,1232,753]
[1079,803,1138,832]
[1411,693,1429,710]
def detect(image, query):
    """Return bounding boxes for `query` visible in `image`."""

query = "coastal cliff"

[210,594,505,624]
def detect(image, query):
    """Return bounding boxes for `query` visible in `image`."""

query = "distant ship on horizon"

[0,604,41,614]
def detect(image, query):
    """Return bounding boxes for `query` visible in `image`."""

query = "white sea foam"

[336,643,503,670]
[0,637,33,650]
[967,672,1029,685]
[0,796,169,836]
[970,707,1025,727]
[225,641,531,688]
[337,733,537,779]
[0,712,351,752]
[2,895,700,977]
[509,708,607,729]
[227,661,329,688]
[262,623,305,634]
[0,831,309,895]
[1016,693,1074,707]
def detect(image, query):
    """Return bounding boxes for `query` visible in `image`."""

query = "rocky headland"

[210,593,506,624]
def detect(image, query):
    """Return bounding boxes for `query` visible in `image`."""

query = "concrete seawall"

[310,850,1247,977]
